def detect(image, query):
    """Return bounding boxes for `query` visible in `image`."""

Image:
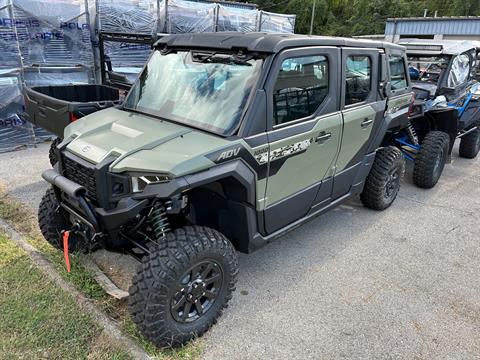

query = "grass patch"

[0,188,107,300]
[0,189,203,359]
[0,234,131,359]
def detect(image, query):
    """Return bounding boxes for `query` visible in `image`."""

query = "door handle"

[315,132,332,143]
[361,118,374,128]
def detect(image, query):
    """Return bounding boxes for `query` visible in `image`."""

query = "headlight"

[131,174,171,193]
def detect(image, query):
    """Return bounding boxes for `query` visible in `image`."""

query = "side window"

[345,55,371,105]
[389,55,408,90]
[273,55,329,125]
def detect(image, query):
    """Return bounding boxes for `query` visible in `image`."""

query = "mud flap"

[430,108,458,155]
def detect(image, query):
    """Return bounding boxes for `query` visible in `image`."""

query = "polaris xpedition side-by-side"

[37,33,413,347]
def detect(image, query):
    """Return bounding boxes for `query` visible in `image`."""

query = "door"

[262,47,342,234]
[332,48,386,198]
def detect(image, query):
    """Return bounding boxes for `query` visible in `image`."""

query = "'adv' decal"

[216,147,241,161]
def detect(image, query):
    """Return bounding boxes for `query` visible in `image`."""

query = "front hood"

[64,107,231,176]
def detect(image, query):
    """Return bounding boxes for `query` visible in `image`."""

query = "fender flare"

[136,160,257,207]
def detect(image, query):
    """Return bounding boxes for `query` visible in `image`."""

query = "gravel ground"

[0,142,479,359]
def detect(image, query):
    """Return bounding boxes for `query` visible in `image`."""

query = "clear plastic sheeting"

[0,1,22,69]
[166,0,216,34]
[0,69,36,153]
[259,11,296,33]
[217,4,257,32]
[12,0,94,67]
[23,66,94,86]
[448,54,471,88]
[103,40,150,68]
[97,0,161,34]
[96,0,295,34]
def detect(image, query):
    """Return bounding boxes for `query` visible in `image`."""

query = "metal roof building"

[385,17,480,42]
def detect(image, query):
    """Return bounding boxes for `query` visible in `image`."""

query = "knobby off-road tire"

[38,187,79,252]
[49,137,62,166]
[413,131,450,189]
[459,128,480,159]
[128,226,238,348]
[360,146,405,211]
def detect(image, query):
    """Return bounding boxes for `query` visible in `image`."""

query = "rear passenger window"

[345,56,371,105]
[389,55,408,90]
[273,55,329,125]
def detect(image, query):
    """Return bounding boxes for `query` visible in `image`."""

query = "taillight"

[407,92,416,118]
[69,112,80,122]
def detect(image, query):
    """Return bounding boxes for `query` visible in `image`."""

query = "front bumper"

[42,168,149,236]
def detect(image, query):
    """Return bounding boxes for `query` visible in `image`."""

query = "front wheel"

[38,188,80,252]
[128,226,238,348]
[49,137,62,166]
[360,146,405,210]
[413,131,450,189]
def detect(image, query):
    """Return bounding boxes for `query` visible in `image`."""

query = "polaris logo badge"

[217,147,241,161]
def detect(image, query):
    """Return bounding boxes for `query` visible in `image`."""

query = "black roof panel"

[154,32,405,53]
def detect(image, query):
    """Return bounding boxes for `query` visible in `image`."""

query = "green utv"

[37,33,413,347]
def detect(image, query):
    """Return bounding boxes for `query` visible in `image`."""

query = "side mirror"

[380,80,391,98]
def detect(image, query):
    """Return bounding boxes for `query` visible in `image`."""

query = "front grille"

[62,155,97,200]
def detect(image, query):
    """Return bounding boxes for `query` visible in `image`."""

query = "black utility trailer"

[24,84,121,138]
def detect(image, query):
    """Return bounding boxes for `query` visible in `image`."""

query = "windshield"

[124,50,263,135]
[407,55,450,84]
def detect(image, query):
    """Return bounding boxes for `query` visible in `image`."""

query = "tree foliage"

[251,0,480,36]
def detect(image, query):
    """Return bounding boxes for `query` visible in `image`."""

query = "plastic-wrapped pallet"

[217,4,257,32]
[0,69,35,153]
[166,0,216,34]
[258,11,296,33]
[97,0,161,34]
[12,0,94,67]
[0,0,22,70]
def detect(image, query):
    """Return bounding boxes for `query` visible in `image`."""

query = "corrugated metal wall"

[385,18,480,36]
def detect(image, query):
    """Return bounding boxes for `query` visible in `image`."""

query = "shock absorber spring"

[150,202,171,241]
[406,122,419,146]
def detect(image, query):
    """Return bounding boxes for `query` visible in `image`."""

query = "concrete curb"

[0,218,151,360]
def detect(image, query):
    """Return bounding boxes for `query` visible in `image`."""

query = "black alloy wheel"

[171,260,224,323]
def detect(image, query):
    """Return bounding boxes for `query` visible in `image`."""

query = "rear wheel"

[360,146,405,210]
[128,226,238,348]
[459,128,480,159]
[413,131,450,189]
